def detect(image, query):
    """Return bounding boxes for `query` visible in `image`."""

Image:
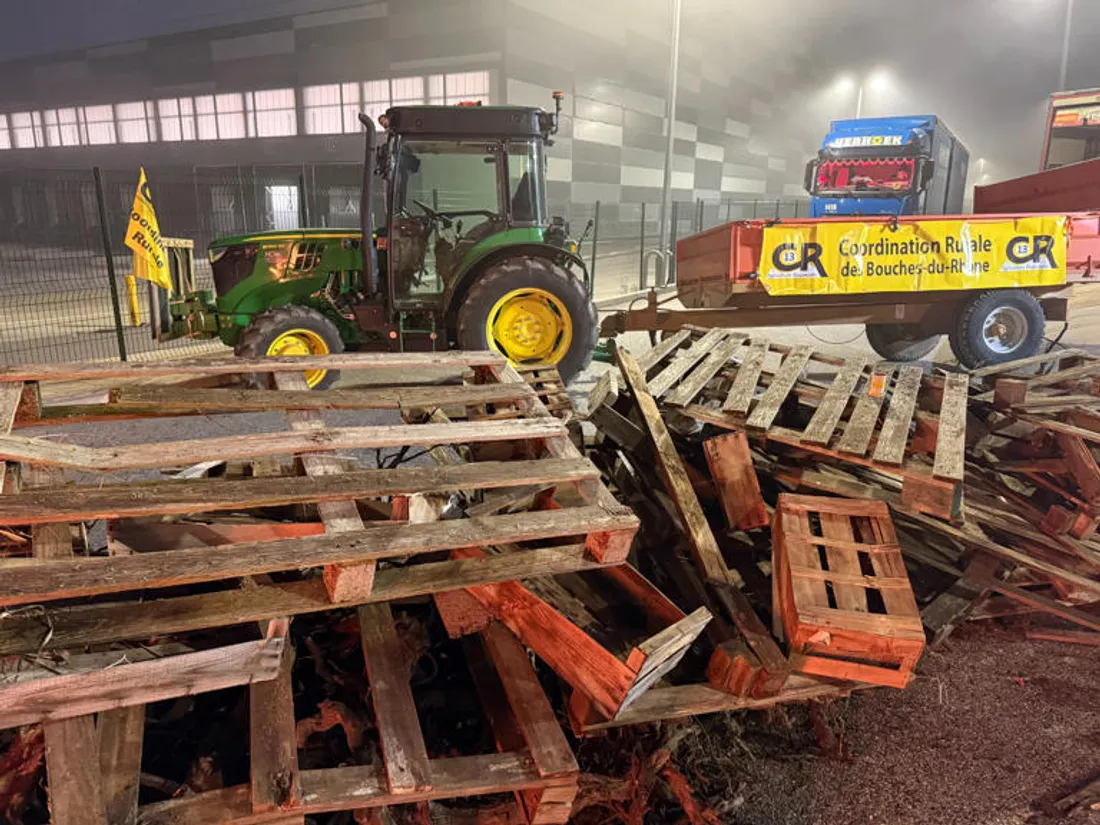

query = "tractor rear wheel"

[235,306,344,389]
[456,256,597,383]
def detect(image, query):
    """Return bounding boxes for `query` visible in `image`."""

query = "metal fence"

[0,164,807,365]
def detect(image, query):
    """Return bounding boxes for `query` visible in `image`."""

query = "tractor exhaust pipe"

[358,112,380,296]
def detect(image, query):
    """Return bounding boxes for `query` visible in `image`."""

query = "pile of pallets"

[0,352,637,825]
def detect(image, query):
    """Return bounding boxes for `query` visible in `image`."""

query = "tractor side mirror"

[804,159,817,194]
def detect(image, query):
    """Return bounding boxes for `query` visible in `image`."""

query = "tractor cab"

[170,94,597,388]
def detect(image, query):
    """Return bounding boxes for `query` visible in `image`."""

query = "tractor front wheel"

[235,306,344,389]
[457,256,597,383]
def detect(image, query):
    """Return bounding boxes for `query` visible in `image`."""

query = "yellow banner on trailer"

[758,216,1067,296]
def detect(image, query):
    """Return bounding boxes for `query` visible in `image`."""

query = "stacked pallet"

[0,352,640,825]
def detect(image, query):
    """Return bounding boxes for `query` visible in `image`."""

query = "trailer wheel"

[457,256,597,383]
[864,324,942,362]
[949,289,1045,369]
[235,305,344,389]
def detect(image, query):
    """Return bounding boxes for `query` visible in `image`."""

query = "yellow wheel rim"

[485,288,572,366]
[266,328,330,388]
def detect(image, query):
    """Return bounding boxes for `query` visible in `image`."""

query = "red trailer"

[600,212,1100,368]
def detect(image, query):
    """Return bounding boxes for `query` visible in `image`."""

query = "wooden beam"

[0,459,599,526]
[872,365,923,465]
[835,364,891,456]
[932,371,969,481]
[44,715,108,825]
[709,583,789,696]
[358,603,432,794]
[722,341,768,414]
[745,345,811,430]
[616,346,732,584]
[636,328,692,373]
[969,347,1084,378]
[0,636,285,729]
[98,706,145,825]
[456,549,637,719]
[1056,432,1100,504]
[480,623,576,778]
[137,752,552,825]
[647,328,731,397]
[664,335,746,407]
[111,382,534,412]
[973,575,1100,633]
[0,544,617,656]
[250,622,302,815]
[1025,628,1100,646]
[0,506,637,607]
[0,351,505,383]
[800,358,867,444]
[703,432,768,531]
[0,417,565,472]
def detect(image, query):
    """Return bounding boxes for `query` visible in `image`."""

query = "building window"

[247,88,297,138]
[390,76,425,106]
[43,108,80,147]
[303,83,361,135]
[362,79,390,125]
[0,115,9,150]
[10,112,45,149]
[428,71,490,105]
[116,101,156,143]
[157,98,197,142]
[81,105,116,145]
[215,93,246,139]
[194,96,218,140]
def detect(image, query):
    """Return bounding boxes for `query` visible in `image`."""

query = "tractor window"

[508,139,545,225]
[390,140,504,305]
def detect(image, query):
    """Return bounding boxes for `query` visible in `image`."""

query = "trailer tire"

[457,256,597,383]
[864,324,942,362]
[235,305,344,389]
[949,289,1045,370]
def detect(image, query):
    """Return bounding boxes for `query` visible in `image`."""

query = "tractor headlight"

[567,241,578,254]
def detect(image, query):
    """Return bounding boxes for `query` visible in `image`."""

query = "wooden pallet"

[0,352,625,824]
[627,327,965,520]
[514,363,574,418]
[772,494,925,689]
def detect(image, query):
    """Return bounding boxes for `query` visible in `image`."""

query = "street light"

[1058,0,1074,90]
[832,69,893,118]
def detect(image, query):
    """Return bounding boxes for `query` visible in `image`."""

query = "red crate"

[772,494,925,688]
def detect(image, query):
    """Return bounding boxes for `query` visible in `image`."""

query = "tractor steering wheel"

[412,198,453,229]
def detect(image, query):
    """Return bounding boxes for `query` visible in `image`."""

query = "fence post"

[638,202,647,290]
[92,166,128,362]
[775,198,781,220]
[589,201,599,292]
[696,198,703,232]
[298,170,310,227]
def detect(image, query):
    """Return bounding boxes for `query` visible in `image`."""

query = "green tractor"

[169,94,597,387]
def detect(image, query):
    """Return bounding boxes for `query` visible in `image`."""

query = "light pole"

[834,70,892,119]
[657,0,682,285]
[1058,0,1074,90]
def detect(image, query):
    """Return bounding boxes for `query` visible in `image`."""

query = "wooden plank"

[98,706,145,825]
[0,459,599,526]
[0,382,21,434]
[112,382,534,413]
[616,347,732,584]
[636,328,692,372]
[871,365,923,464]
[932,372,969,481]
[250,627,302,814]
[722,341,768,413]
[481,623,577,778]
[456,550,637,719]
[709,583,789,695]
[647,328,730,397]
[703,432,768,530]
[969,347,1084,378]
[0,351,505,383]
[358,603,432,794]
[800,359,867,444]
[0,417,565,472]
[1025,628,1100,646]
[623,607,712,705]
[818,512,866,613]
[664,335,746,407]
[584,371,618,415]
[0,636,284,728]
[44,715,108,825]
[1056,432,1100,504]
[1024,357,1100,389]
[0,544,615,656]
[138,753,552,825]
[745,345,812,430]
[0,506,637,607]
[973,575,1100,633]
[835,364,891,456]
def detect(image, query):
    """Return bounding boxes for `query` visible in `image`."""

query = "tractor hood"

[209,228,360,251]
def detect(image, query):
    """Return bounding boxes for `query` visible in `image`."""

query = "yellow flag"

[124,168,172,293]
